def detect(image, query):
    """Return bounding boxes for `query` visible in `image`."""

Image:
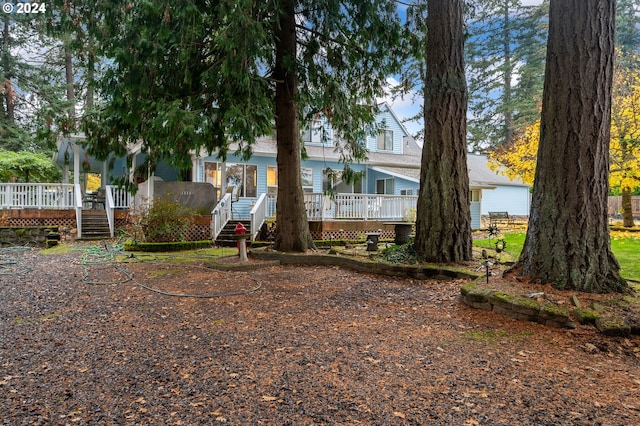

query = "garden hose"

[0,245,34,275]
[78,241,262,298]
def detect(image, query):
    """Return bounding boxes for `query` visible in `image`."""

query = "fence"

[608,196,640,217]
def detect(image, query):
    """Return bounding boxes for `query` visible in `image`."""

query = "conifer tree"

[84,0,402,252]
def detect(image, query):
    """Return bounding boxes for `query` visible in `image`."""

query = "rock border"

[460,281,638,336]
[460,282,576,329]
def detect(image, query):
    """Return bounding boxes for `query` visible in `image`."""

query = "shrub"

[132,196,198,243]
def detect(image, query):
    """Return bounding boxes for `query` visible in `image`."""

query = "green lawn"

[474,231,640,282]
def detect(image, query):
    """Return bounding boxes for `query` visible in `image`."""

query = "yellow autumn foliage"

[490,56,640,193]
[487,121,539,186]
[610,64,640,192]
[86,173,101,191]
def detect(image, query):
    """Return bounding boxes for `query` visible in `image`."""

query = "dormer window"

[376,129,393,151]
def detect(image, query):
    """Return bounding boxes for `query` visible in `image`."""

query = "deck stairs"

[215,219,251,247]
[80,211,111,239]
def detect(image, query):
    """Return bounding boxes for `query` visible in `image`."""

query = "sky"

[384,0,547,143]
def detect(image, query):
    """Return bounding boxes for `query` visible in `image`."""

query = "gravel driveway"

[1,243,640,425]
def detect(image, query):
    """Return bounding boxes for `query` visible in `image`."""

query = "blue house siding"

[481,186,530,216]
[196,154,369,217]
[394,179,419,195]
[366,169,418,195]
[470,201,481,230]
[366,107,406,155]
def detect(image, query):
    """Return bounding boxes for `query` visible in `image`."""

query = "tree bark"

[621,186,634,227]
[514,0,627,293]
[502,1,514,145]
[65,46,75,127]
[414,0,472,263]
[272,0,315,252]
[2,18,15,123]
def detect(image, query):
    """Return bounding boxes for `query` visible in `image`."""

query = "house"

[467,154,531,217]
[41,103,530,240]
[187,103,507,233]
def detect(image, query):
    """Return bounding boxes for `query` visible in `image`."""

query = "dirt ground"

[2,242,640,425]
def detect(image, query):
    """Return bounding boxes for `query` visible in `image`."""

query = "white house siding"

[481,185,530,215]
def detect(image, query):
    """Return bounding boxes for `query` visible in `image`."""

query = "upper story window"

[376,129,394,151]
[301,167,314,193]
[302,119,332,146]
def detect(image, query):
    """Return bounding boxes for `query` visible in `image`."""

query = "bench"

[488,211,513,228]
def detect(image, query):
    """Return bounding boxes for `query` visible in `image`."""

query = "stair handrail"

[74,184,83,238]
[105,185,115,238]
[211,193,232,241]
[250,193,268,241]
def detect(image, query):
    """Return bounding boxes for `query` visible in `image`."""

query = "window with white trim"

[226,163,258,198]
[376,129,394,151]
[204,162,223,200]
[376,178,395,195]
[323,169,363,194]
[301,167,314,193]
[267,165,278,195]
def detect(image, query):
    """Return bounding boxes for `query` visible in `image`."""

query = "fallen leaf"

[393,411,406,419]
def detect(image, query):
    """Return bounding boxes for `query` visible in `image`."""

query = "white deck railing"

[3,185,417,240]
[106,185,131,209]
[0,183,77,209]
[303,193,417,221]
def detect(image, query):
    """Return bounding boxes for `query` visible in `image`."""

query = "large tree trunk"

[2,18,15,123]
[414,0,472,263]
[64,0,75,128]
[514,0,627,293]
[502,1,514,145]
[272,0,315,252]
[621,186,634,227]
[65,46,75,126]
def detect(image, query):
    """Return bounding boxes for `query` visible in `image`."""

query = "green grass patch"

[474,232,525,261]
[610,231,640,281]
[15,312,60,324]
[461,329,532,343]
[41,244,75,255]
[463,330,508,342]
[474,231,640,281]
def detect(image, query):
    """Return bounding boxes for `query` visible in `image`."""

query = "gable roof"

[378,102,410,138]
[369,154,529,190]
[467,154,528,187]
